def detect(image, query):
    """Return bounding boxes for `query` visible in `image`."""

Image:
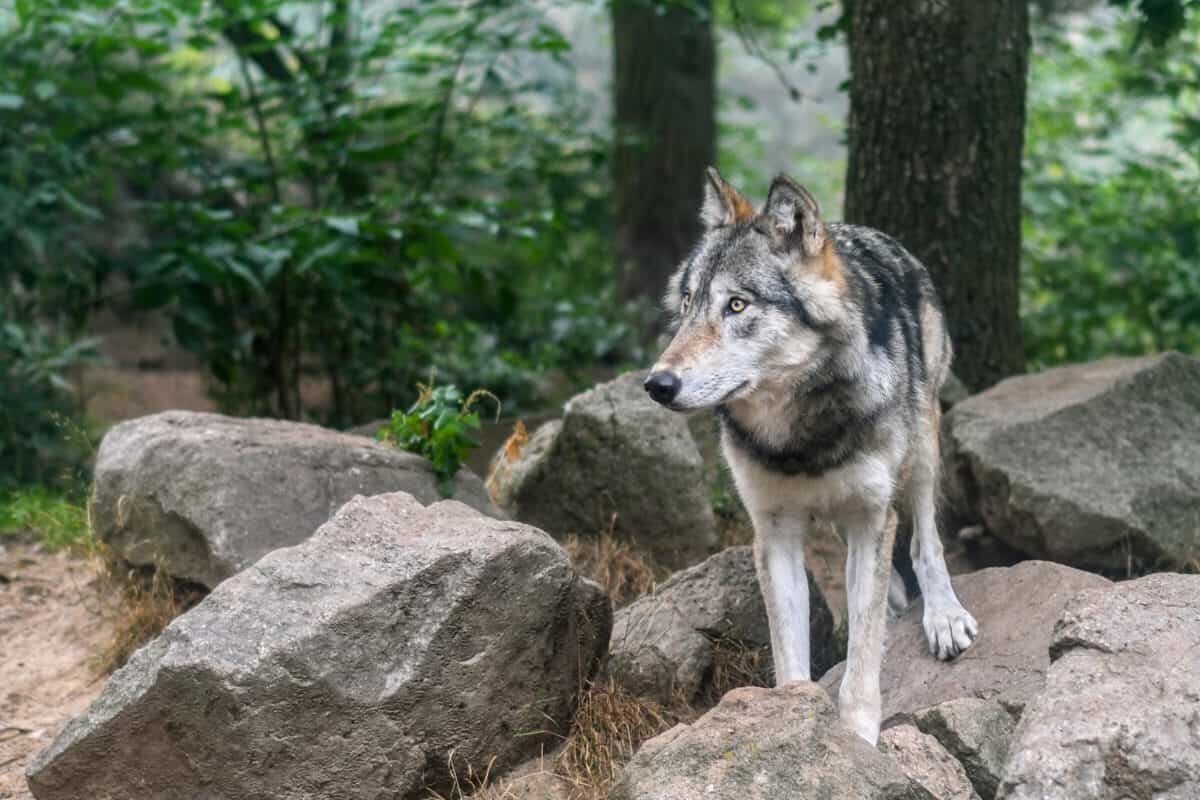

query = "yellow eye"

[681,292,691,313]
[729,297,747,313]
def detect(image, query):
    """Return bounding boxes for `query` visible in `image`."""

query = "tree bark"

[844,0,1029,391]
[612,0,716,308]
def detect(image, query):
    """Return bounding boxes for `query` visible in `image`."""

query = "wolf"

[643,167,977,745]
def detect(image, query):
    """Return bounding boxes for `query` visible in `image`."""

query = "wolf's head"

[644,168,850,411]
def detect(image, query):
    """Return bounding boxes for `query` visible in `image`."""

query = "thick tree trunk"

[612,0,716,307]
[844,0,1029,391]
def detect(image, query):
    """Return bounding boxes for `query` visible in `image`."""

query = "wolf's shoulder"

[825,222,942,320]
[825,223,925,277]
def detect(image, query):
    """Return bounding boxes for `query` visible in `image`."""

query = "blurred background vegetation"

[1,0,1198,492]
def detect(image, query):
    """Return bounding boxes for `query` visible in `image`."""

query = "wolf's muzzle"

[643,371,682,406]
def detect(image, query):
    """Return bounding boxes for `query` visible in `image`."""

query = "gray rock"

[27,492,610,800]
[92,410,501,588]
[943,353,1200,572]
[610,683,934,800]
[488,371,718,568]
[999,572,1200,800]
[879,724,981,800]
[608,546,836,705]
[820,561,1110,720]
[914,698,1015,800]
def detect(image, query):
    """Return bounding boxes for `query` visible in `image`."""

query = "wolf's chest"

[720,436,898,521]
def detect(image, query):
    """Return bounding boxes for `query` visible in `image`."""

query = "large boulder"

[610,683,933,800]
[999,573,1200,800]
[27,492,610,800]
[943,353,1200,572]
[821,561,1110,718]
[488,371,717,567]
[608,546,836,705]
[92,410,501,588]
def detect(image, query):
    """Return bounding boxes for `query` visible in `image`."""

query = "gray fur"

[648,170,977,746]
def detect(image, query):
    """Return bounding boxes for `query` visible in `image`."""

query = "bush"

[0,320,96,489]
[0,0,640,427]
[1023,8,1200,366]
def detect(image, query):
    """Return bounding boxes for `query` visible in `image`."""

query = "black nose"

[644,371,682,406]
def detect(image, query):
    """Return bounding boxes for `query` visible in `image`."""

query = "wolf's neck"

[716,355,888,477]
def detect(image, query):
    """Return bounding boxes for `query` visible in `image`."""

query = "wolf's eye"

[728,297,747,314]
[681,292,691,313]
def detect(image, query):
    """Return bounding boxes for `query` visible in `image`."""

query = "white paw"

[923,602,978,661]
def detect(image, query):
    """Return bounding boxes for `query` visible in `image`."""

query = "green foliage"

[1023,8,1200,366]
[0,486,92,551]
[378,384,495,497]
[0,319,98,489]
[1,0,638,426]
[1110,0,1200,46]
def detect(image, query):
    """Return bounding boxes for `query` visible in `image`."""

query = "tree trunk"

[844,0,1029,391]
[612,0,716,308]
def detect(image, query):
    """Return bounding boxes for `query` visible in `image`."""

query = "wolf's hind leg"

[911,410,977,660]
[752,516,811,684]
[839,506,896,746]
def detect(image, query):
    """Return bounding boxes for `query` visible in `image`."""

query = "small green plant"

[378,385,497,498]
[0,486,91,551]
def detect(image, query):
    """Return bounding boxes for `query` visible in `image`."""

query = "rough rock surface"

[914,698,1015,800]
[999,572,1200,800]
[820,561,1110,719]
[943,353,1200,572]
[91,410,500,587]
[879,724,980,800]
[27,493,610,800]
[610,683,934,800]
[488,371,717,567]
[608,547,835,705]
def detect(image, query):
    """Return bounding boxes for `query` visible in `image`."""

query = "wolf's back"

[826,222,952,395]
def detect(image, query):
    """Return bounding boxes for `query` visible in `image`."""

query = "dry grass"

[563,523,662,609]
[91,551,205,674]
[556,679,674,800]
[423,681,673,800]
[424,752,506,800]
[702,634,773,706]
[425,748,569,800]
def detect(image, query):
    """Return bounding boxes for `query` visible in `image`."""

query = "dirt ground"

[0,542,116,800]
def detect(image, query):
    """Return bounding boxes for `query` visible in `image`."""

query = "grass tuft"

[702,634,774,706]
[92,551,205,674]
[563,526,661,609]
[556,679,673,799]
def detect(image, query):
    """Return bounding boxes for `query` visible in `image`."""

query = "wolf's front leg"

[752,514,811,683]
[839,505,898,746]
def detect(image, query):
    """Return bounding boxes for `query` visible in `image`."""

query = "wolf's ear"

[762,174,825,259]
[700,167,755,229]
